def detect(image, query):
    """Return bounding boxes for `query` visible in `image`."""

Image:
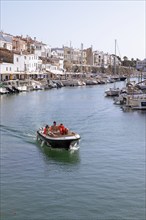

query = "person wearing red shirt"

[59,124,68,135]
[43,125,49,135]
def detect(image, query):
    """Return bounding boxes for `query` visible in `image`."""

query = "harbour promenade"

[0,71,141,94]
[1,70,146,111]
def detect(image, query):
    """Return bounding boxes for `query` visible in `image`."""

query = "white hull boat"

[37,127,81,150]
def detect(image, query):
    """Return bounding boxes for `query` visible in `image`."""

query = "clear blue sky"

[1,0,145,60]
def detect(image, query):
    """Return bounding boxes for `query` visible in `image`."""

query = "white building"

[51,48,64,59]
[72,48,81,64]
[0,32,13,51]
[0,52,43,81]
[45,64,65,75]
[14,52,42,73]
[93,51,121,70]
[0,62,14,81]
[136,59,146,71]
[93,51,105,67]
[30,38,51,58]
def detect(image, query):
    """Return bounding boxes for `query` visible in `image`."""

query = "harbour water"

[0,81,146,220]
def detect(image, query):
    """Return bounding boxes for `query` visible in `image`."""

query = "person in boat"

[50,121,60,134]
[43,125,55,136]
[58,123,68,135]
[43,125,49,135]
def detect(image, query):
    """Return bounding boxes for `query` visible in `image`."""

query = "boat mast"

[114,39,117,75]
[81,43,83,73]
[113,39,117,89]
[70,41,72,73]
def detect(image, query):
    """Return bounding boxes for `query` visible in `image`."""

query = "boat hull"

[131,101,146,110]
[105,89,120,96]
[37,130,80,150]
[119,76,127,81]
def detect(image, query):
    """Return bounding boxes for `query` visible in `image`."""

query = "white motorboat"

[0,86,9,94]
[37,127,81,150]
[105,87,120,96]
[17,85,28,92]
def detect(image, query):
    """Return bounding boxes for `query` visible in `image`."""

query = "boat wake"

[0,124,36,144]
[69,145,80,153]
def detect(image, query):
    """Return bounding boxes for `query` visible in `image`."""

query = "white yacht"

[125,94,146,110]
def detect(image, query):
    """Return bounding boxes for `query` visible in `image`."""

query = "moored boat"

[105,87,120,96]
[122,94,146,110]
[119,76,127,81]
[131,100,146,110]
[0,84,9,94]
[105,40,121,97]
[37,127,81,150]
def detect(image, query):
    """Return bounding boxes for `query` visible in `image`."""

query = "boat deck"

[39,129,77,138]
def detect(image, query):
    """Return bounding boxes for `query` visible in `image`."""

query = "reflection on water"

[121,106,146,114]
[36,141,80,164]
[1,82,145,220]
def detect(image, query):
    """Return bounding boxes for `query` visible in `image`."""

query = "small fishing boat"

[37,127,81,150]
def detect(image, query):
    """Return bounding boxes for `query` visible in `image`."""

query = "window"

[6,67,8,71]
[141,102,146,107]
[4,43,7,49]
[10,67,11,71]
[16,58,19,62]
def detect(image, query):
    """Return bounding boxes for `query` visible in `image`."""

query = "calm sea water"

[0,81,146,220]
